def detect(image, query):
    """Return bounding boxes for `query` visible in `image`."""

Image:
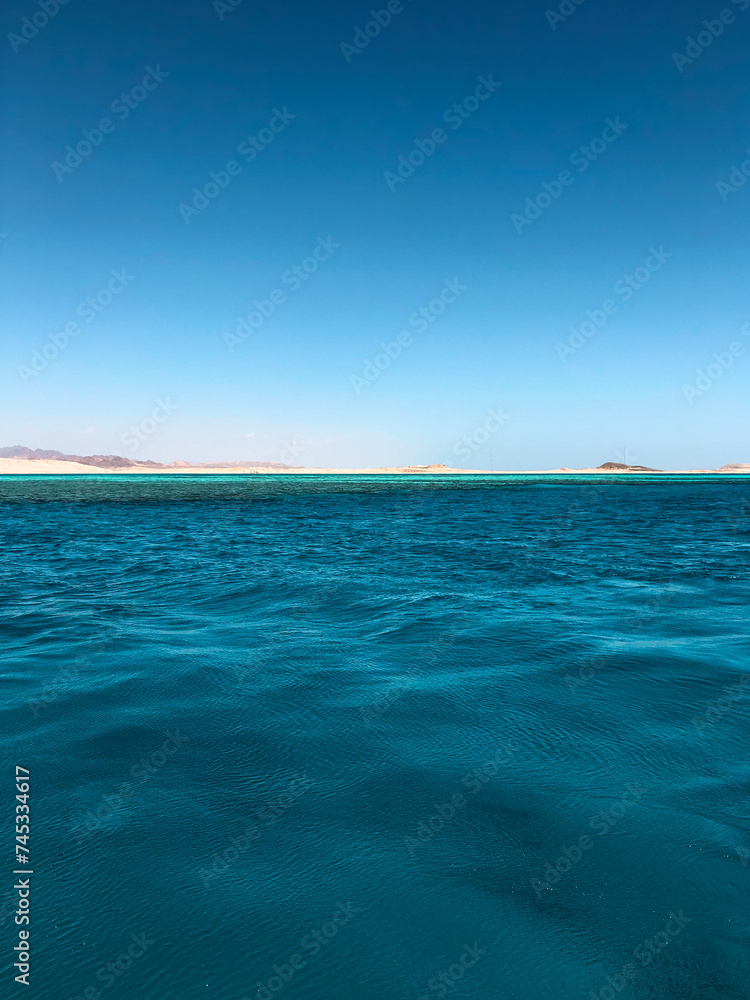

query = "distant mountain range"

[0,446,291,470]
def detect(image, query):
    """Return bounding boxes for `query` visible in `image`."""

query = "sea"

[1,474,749,1000]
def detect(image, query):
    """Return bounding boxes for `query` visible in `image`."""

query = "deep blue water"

[1,475,749,1000]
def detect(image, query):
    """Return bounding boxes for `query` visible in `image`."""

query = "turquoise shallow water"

[1,475,749,999]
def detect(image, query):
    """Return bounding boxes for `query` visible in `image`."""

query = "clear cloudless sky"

[1,0,749,468]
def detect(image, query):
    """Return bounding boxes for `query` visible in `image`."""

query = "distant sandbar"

[1,459,749,476]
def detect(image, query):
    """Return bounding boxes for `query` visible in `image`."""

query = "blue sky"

[2,0,749,468]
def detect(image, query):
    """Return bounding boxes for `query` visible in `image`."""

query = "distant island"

[0,446,748,475]
[0,445,291,471]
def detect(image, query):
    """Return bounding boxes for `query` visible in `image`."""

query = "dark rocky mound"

[598,461,662,472]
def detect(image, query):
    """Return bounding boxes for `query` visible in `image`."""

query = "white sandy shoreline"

[1,459,749,476]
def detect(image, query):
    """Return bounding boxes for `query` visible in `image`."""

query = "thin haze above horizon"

[2,0,749,469]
